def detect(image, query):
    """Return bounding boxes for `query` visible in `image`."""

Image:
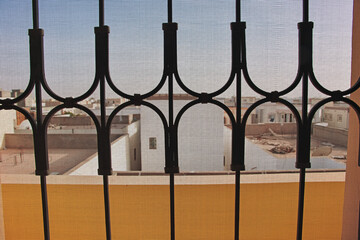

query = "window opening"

[0,0,359,240]
[149,137,157,150]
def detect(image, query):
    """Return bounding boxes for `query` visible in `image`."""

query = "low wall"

[48,116,93,126]
[1,173,345,240]
[48,115,128,126]
[312,125,348,147]
[4,134,121,149]
[15,128,127,135]
[245,123,297,136]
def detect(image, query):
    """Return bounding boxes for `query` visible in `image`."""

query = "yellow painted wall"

[2,181,344,240]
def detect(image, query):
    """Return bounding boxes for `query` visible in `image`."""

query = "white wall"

[0,110,16,149]
[111,135,131,171]
[123,120,141,170]
[69,135,131,175]
[141,100,224,172]
[223,126,232,171]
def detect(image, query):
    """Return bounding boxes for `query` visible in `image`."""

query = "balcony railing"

[0,0,359,239]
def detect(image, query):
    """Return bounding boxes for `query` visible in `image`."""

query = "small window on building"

[149,137,157,149]
[337,114,342,122]
[324,113,333,121]
[269,114,275,122]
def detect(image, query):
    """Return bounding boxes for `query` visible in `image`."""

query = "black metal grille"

[1,0,360,239]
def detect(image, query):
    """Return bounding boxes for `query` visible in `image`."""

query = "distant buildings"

[222,97,331,125]
[0,91,351,174]
[0,89,11,98]
[0,100,141,174]
[0,89,35,107]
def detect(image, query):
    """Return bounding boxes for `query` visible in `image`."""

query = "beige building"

[322,104,350,129]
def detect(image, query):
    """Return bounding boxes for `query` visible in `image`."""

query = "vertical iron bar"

[303,0,309,23]
[169,75,174,125]
[166,0,175,234]
[296,71,308,239]
[103,175,111,240]
[236,0,240,23]
[36,71,50,240]
[31,0,50,231]
[100,77,106,127]
[31,0,50,236]
[40,175,50,240]
[168,69,175,239]
[234,171,240,240]
[97,0,111,236]
[234,53,241,239]
[100,74,111,240]
[99,0,104,27]
[297,61,309,239]
[297,168,306,240]
[168,0,172,23]
[236,75,241,123]
[296,4,310,229]
[32,0,39,29]
[170,173,175,240]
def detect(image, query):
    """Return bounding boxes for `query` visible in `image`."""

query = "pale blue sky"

[0,0,354,98]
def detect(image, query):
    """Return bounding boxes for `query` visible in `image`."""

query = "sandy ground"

[247,134,348,163]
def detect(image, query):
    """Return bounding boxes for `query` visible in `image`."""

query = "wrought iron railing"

[1,0,360,239]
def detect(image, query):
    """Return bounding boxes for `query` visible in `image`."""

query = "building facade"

[141,94,225,171]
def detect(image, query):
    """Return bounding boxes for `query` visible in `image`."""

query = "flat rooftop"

[0,148,97,175]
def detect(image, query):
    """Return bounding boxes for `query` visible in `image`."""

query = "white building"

[0,110,16,149]
[256,102,299,123]
[322,103,350,130]
[141,94,225,172]
[68,120,141,175]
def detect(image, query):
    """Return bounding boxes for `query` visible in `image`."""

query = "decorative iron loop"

[308,70,334,96]
[173,98,238,171]
[106,100,168,131]
[278,69,303,96]
[308,97,360,167]
[242,67,270,97]
[42,104,101,133]
[341,77,360,96]
[105,23,173,99]
[0,106,36,131]
[241,98,303,169]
